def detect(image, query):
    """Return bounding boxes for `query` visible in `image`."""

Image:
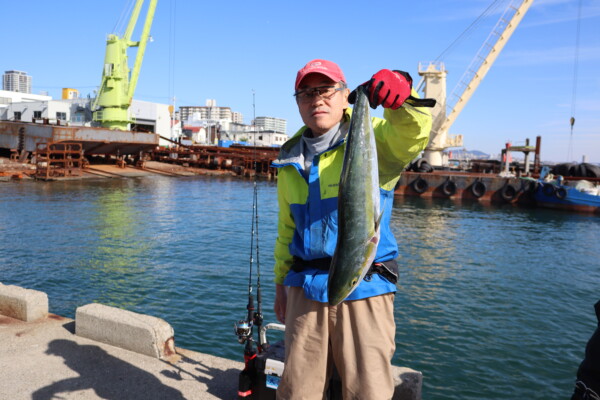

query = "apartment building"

[253,116,286,134]
[3,70,32,93]
[180,99,243,123]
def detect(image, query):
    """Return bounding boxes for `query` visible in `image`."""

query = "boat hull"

[533,181,600,214]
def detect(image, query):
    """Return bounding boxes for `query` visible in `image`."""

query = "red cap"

[295,59,346,90]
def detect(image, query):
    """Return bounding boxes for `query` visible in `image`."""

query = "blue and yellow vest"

[273,100,431,303]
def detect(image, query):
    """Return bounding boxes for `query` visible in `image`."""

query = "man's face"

[296,74,349,137]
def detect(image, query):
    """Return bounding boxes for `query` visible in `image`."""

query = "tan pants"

[276,287,396,400]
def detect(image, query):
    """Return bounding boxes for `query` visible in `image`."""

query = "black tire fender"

[471,180,487,198]
[441,180,457,196]
[501,183,518,202]
[411,177,428,194]
[555,187,568,199]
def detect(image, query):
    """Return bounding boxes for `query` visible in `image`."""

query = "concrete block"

[75,303,175,359]
[393,366,422,400]
[0,283,48,321]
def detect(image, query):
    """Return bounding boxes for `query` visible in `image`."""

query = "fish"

[328,85,381,306]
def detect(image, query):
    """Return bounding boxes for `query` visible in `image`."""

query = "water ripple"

[1,179,599,399]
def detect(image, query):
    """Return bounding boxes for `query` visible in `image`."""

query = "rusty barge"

[0,120,279,180]
[0,120,158,156]
[396,170,536,205]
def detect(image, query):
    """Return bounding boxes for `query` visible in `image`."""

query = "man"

[571,300,600,400]
[272,59,432,399]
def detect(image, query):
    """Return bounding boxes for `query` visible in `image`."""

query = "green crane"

[92,0,158,130]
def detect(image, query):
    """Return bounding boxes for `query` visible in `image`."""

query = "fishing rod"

[250,88,264,349]
[234,90,271,398]
[234,90,271,351]
[234,177,266,349]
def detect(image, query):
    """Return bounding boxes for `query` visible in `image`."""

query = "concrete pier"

[0,284,422,399]
[0,313,242,399]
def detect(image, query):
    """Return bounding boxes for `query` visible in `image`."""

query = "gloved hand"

[349,69,413,109]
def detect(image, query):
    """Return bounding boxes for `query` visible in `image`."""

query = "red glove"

[366,69,412,109]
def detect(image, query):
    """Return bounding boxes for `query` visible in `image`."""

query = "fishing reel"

[234,318,253,344]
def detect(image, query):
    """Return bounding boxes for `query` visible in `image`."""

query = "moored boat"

[530,175,600,214]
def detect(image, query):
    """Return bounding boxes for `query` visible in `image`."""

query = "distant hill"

[449,149,490,160]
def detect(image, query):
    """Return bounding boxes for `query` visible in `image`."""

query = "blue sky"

[2,0,599,163]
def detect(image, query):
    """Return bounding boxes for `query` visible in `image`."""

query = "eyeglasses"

[294,85,345,103]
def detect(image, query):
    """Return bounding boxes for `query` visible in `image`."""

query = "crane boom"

[419,0,534,167]
[124,1,144,42]
[440,0,534,134]
[92,0,158,131]
[128,2,157,102]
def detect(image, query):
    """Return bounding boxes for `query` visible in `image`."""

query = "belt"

[291,256,398,284]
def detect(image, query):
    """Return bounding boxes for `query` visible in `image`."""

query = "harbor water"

[1,176,598,399]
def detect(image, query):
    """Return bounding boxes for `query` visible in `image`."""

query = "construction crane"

[92,0,158,131]
[418,0,534,167]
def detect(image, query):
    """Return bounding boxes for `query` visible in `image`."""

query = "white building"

[129,99,173,138]
[179,99,243,124]
[183,119,288,147]
[253,116,286,134]
[3,70,32,93]
[2,99,71,123]
[222,125,288,147]
[0,90,53,121]
[182,125,218,145]
[0,90,180,144]
[0,89,51,113]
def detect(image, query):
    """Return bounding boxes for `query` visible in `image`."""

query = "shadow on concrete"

[32,339,186,400]
[161,353,240,399]
[61,321,76,334]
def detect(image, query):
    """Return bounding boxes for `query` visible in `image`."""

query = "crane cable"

[567,0,583,163]
[434,0,506,62]
[112,0,136,35]
[417,0,506,92]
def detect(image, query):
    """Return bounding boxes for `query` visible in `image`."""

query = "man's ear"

[343,88,351,106]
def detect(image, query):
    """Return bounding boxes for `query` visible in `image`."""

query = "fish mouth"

[328,279,359,306]
[329,299,341,306]
[328,293,344,306]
